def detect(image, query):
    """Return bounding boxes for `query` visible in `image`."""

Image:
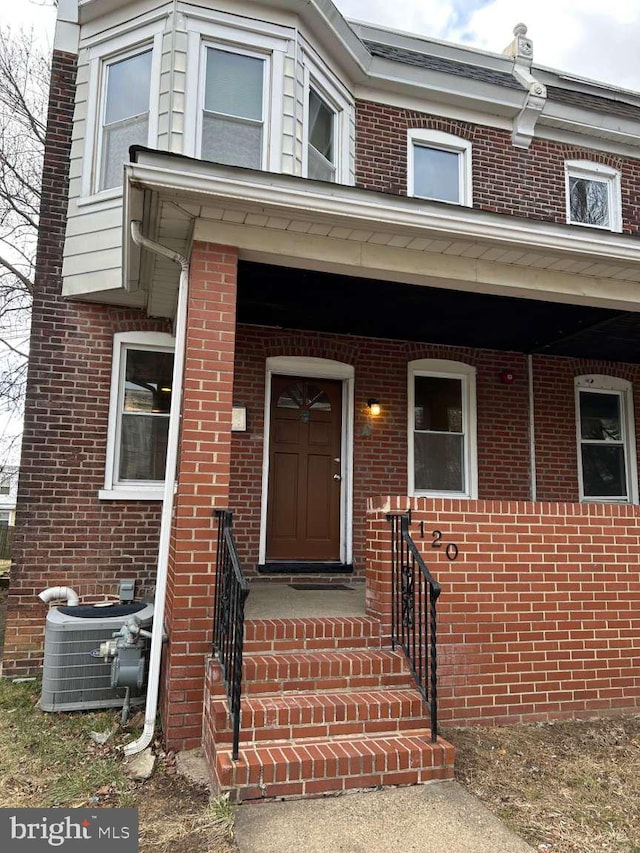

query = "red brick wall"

[355,101,640,234]
[367,497,640,725]
[3,51,169,676]
[230,325,531,573]
[161,243,238,750]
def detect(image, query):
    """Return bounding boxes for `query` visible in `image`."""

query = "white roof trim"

[125,152,640,266]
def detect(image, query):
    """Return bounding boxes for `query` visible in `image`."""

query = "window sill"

[76,187,124,209]
[99,488,164,501]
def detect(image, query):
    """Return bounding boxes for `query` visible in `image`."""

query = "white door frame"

[259,356,355,565]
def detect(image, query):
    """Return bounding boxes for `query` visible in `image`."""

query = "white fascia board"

[124,153,640,266]
[538,102,640,155]
[366,58,526,118]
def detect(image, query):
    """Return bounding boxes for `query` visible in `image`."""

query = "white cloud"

[336,0,640,91]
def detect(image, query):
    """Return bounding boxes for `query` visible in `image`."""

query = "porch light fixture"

[367,399,381,417]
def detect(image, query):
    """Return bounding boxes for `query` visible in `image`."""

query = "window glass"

[205,49,263,119]
[578,390,627,499]
[413,376,465,492]
[100,50,152,191]
[308,89,334,178]
[105,51,152,124]
[118,348,173,482]
[202,48,264,168]
[413,145,459,203]
[569,177,609,228]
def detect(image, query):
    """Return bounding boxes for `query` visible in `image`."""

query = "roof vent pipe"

[38,587,80,607]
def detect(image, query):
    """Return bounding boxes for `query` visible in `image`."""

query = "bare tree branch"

[0,26,49,461]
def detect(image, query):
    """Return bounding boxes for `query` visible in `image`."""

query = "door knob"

[333,474,342,481]
[333,457,340,463]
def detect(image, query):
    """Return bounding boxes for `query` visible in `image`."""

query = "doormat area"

[288,584,354,591]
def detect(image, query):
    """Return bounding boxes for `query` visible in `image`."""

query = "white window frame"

[82,23,163,201]
[184,17,288,172]
[407,129,472,206]
[302,51,353,185]
[574,375,637,503]
[197,41,270,171]
[408,359,478,499]
[564,160,622,233]
[100,331,175,501]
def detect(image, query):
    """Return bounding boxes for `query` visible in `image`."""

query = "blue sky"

[2,1,640,91]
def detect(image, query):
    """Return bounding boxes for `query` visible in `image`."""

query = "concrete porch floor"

[244,580,366,619]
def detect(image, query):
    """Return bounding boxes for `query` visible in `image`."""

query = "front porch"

[205,495,640,800]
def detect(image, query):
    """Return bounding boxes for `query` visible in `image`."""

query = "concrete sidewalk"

[234,781,535,853]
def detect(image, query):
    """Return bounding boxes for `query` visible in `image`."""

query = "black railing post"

[388,512,441,743]
[212,509,250,760]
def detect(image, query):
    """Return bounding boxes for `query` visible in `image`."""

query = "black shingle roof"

[364,40,522,90]
[545,85,640,122]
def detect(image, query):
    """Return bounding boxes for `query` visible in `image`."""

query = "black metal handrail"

[388,513,441,742]
[213,509,250,760]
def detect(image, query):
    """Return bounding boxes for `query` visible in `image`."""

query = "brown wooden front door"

[266,375,342,562]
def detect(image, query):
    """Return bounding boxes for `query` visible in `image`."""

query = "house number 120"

[431,530,459,561]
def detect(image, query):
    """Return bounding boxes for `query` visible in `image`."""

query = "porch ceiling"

[238,261,640,362]
[120,150,640,328]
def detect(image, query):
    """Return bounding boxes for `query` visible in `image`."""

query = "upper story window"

[302,51,353,185]
[82,23,162,199]
[408,130,472,206]
[99,49,152,191]
[565,161,622,232]
[202,46,267,169]
[307,89,336,182]
[575,375,637,503]
[101,332,175,500]
[408,359,477,498]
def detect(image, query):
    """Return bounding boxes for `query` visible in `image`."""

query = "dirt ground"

[447,715,640,853]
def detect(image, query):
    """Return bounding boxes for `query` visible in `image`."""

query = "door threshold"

[258,562,354,574]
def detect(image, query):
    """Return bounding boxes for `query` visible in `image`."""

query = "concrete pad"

[234,781,535,853]
[245,583,366,619]
[175,747,210,789]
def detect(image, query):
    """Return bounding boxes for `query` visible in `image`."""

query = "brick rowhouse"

[160,242,238,750]
[3,51,168,676]
[355,100,640,233]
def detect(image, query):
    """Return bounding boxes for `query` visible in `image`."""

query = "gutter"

[124,221,189,757]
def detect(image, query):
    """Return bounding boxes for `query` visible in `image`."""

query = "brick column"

[365,496,409,639]
[160,242,238,750]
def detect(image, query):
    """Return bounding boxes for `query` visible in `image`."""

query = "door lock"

[333,474,342,481]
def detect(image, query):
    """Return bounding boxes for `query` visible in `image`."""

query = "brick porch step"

[215,731,455,801]
[240,649,413,694]
[205,615,456,801]
[244,616,382,653]
[211,688,431,744]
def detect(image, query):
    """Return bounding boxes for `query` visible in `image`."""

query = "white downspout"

[528,354,537,502]
[124,220,189,757]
